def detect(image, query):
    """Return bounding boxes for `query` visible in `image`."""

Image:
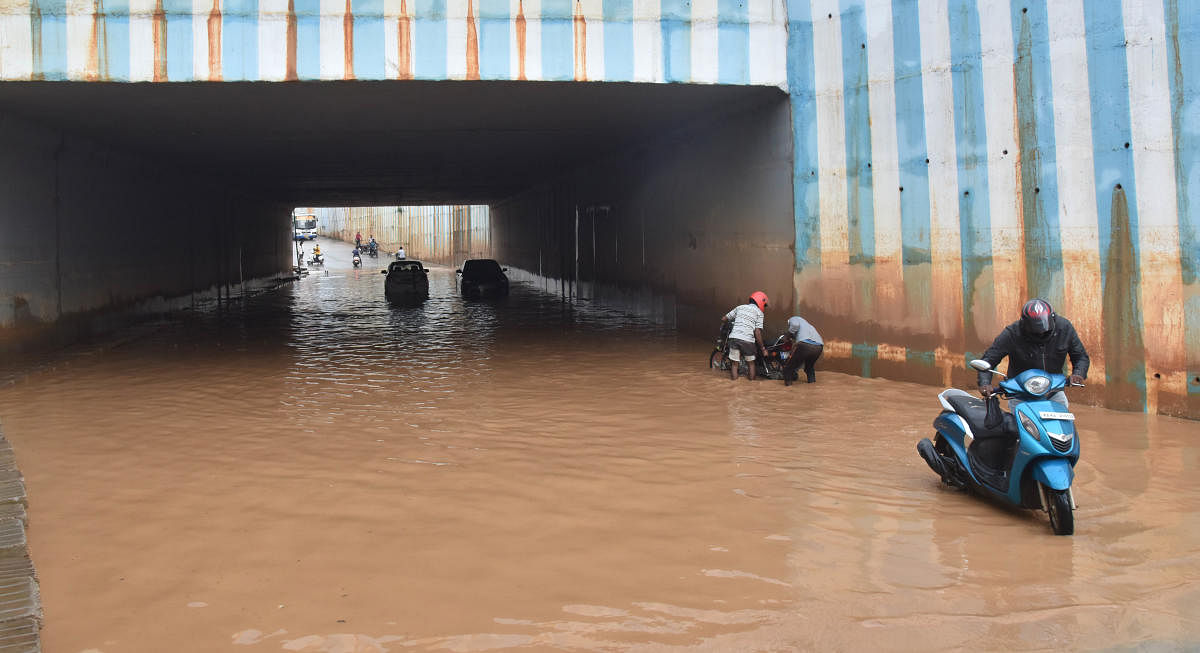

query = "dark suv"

[456,259,509,298]
[382,260,430,302]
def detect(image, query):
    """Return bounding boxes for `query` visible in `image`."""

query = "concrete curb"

[0,424,40,653]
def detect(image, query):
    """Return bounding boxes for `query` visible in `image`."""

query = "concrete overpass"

[0,0,1196,418]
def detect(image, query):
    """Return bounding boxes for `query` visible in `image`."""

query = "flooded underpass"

[0,237,1197,652]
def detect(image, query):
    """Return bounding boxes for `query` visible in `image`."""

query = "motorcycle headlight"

[1019,412,1041,440]
[1024,375,1051,395]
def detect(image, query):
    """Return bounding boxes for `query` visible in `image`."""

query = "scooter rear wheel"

[1046,487,1074,536]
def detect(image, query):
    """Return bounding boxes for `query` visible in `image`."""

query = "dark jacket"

[978,317,1090,386]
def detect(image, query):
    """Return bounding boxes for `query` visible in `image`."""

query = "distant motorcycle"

[367,242,378,258]
[352,254,362,268]
[309,254,325,267]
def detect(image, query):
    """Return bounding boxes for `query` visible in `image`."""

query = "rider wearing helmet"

[978,298,1089,404]
[721,292,769,381]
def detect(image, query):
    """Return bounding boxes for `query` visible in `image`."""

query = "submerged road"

[0,236,1197,652]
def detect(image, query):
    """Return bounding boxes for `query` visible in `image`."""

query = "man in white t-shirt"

[721,291,769,381]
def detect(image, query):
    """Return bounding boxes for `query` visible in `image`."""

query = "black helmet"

[1019,298,1056,342]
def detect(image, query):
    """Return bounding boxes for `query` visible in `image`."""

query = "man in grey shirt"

[782,315,823,386]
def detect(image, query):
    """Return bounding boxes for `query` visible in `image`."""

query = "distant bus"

[294,213,318,240]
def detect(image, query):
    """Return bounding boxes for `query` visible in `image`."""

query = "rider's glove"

[978,384,993,397]
[1069,374,1085,387]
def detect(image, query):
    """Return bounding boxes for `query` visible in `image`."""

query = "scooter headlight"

[1023,375,1051,395]
[1019,412,1041,440]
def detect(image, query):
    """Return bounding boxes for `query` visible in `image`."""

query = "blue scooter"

[917,359,1082,535]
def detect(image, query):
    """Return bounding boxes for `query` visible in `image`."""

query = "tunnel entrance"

[1,80,794,342]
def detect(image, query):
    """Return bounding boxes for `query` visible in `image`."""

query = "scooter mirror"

[380,270,387,274]
[968,359,992,372]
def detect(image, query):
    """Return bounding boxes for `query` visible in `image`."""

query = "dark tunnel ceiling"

[0,81,784,206]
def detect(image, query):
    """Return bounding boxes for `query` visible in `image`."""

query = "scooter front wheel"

[1045,487,1074,536]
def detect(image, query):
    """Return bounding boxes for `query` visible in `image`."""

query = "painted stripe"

[413,0,446,78]
[129,0,154,80]
[690,0,717,83]
[191,0,208,79]
[1011,0,1064,310]
[977,0,1023,336]
[383,0,398,77]
[865,0,902,315]
[918,0,963,344]
[105,0,132,79]
[1045,0,1103,381]
[602,0,632,81]
[223,0,257,79]
[631,0,660,81]
[840,0,874,267]
[947,0,991,346]
[1084,0,1144,404]
[748,0,783,86]
[319,0,343,78]
[1163,0,1200,396]
[65,0,90,79]
[295,0,319,78]
[521,0,541,78]
[0,0,33,79]
[540,0,570,79]
[34,0,69,79]
[478,0,508,79]
[1123,0,1186,407]
[812,0,847,269]
[892,0,931,326]
[660,0,689,81]
[165,0,195,79]
[715,0,746,84]
[580,0,603,80]
[787,0,819,271]
[445,0,465,78]
[353,0,385,78]
[258,0,288,79]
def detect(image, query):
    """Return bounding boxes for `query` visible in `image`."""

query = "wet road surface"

[1,237,1198,652]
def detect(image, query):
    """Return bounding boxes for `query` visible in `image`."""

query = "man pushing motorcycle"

[978,298,1090,406]
[721,292,769,381]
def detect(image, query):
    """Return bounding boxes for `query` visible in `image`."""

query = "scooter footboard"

[1030,457,1074,491]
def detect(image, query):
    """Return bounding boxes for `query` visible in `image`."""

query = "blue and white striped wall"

[0,0,788,84]
[788,0,1197,417]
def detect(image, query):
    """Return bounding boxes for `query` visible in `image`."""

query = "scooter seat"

[945,395,1010,439]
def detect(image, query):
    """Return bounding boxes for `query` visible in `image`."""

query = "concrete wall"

[312,205,492,266]
[0,0,788,86]
[786,0,1198,418]
[490,92,795,335]
[0,110,292,350]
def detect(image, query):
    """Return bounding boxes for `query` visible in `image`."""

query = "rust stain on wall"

[515,0,526,80]
[87,0,103,80]
[466,0,479,80]
[207,0,223,81]
[1102,185,1146,411]
[572,0,586,81]
[286,0,298,81]
[343,0,354,79]
[152,0,167,81]
[30,0,44,80]
[397,0,412,79]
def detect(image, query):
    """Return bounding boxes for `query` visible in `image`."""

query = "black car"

[382,260,430,302]
[456,259,509,298]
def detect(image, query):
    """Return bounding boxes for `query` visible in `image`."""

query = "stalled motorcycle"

[917,359,1082,535]
[707,323,787,380]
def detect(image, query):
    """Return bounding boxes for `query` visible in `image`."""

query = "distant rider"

[396,245,406,260]
[978,298,1089,406]
[355,231,363,249]
[312,244,323,262]
[368,236,378,253]
[721,292,769,381]
[781,315,824,386]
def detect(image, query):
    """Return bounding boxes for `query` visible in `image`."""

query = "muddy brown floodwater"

[0,239,1197,653]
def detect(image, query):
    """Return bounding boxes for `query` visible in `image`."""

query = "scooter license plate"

[1039,411,1075,421]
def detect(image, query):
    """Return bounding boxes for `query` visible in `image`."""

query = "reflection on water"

[0,238,1198,652]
